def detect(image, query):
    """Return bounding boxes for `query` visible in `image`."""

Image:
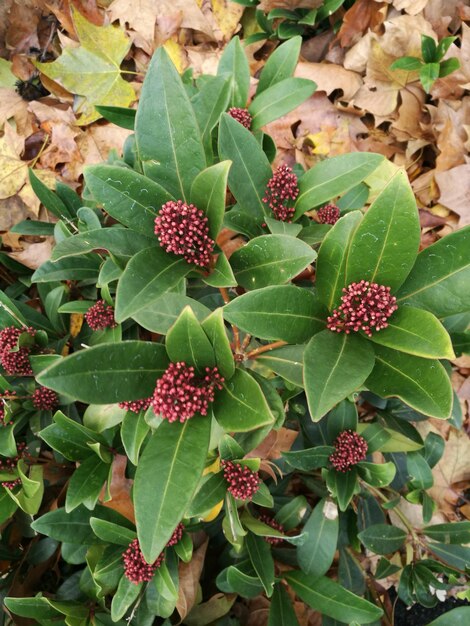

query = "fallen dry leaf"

[99,453,135,523]
[176,539,208,622]
[0,123,28,199]
[337,0,387,48]
[247,427,298,461]
[435,162,470,226]
[295,61,362,100]
[9,239,53,270]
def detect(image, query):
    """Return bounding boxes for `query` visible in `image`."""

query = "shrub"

[1,36,470,625]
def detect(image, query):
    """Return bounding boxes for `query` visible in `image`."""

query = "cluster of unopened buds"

[119,398,152,413]
[155,200,215,268]
[329,430,368,472]
[327,280,398,337]
[85,300,117,331]
[123,523,184,584]
[221,459,260,501]
[0,442,28,489]
[152,362,224,423]
[0,326,36,376]
[317,203,340,225]
[228,107,252,129]
[263,164,299,222]
[33,386,59,411]
[258,514,284,545]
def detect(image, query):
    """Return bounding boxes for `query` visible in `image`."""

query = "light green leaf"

[166,306,215,371]
[190,161,231,239]
[257,36,302,93]
[249,78,316,130]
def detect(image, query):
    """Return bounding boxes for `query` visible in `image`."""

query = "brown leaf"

[99,454,135,523]
[295,61,362,100]
[259,0,322,9]
[176,539,208,622]
[435,163,470,226]
[246,427,298,461]
[9,239,53,270]
[336,0,387,49]
[429,98,470,171]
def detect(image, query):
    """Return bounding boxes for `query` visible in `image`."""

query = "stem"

[241,333,252,351]
[365,483,420,543]
[218,287,230,305]
[246,340,288,359]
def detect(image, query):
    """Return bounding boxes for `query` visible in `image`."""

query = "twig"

[246,340,288,359]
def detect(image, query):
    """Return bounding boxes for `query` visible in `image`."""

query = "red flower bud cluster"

[154,200,215,268]
[222,460,260,501]
[85,300,117,331]
[263,165,299,222]
[123,538,164,584]
[0,326,35,376]
[327,280,398,337]
[0,442,28,489]
[329,430,368,472]
[0,391,16,426]
[152,362,224,423]
[317,203,340,225]
[33,387,58,411]
[259,514,284,545]
[228,107,252,129]
[1,477,21,490]
[166,522,184,547]
[119,398,151,413]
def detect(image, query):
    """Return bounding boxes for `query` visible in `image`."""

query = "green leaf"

[230,235,316,290]
[84,164,173,235]
[115,247,189,323]
[390,56,423,71]
[423,432,445,468]
[257,36,302,94]
[246,533,275,597]
[265,216,302,237]
[166,306,215,371]
[134,416,210,562]
[218,113,272,218]
[190,161,231,239]
[368,307,455,359]
[249,78,316,130]
[212,368,274,432]
[94,105,135,129]
[294,153,383,219]
[111,575,141,622]
[406,451,433,489]
[427,607,470,626]
[37,342,169,404]
[121,411,149,466]
[65,455,110,512]
[39,411,107,461]
[420,62,440,93]
[285,571,383,624]
[345,169,420,291]
[186,472,226,517]
[133,294,210,335]
[256,344,305,387]
[366,345,453,419]
[357,462,396,488]
[51,228,153,262]
[203,252,237,288]
[396,226,470,318]
[4,597,61,620]
[421,35,437,63]
[358,524,406,555]
[32,255,101,283]
[224,286,325,344]
[283,446,333,471]
[316,211,362,310]
[436,36,457,60]
[135,47,205,199]
[90,518,136,546]
[192,74,231,160]
[217,36,250,108]
[268,583,300,626]
[201,308,235,380]
[337,182,369,212]
[35,8,134,125]
[327,400,358,440]
[423,522,470,545]
[298,498,338,577]
[304,331,375,421]
[28,170,71,219]
[439,57,460,78]
[325,468,358,512]
[226,565,264,598]
[425,542,470,572]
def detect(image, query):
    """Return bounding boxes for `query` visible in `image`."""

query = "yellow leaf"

[70,313,84,339]
[203,456,221,475]
[203,499,224,522]
[35,8,135,125]
[0,124,28,200]
[211,0,244,41]
[163,36,187,74]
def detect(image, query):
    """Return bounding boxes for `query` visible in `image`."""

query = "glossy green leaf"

[346,170,420,291]
[282,446,333,471]
[166,306,215,371]
[423,522,470,544]
[201,308,235,380]
[39,411,107,462]
[423,432,445,468]
[427,542,470,571]
[325,467,358,512]
[285,571,383,624]
[246,533,275,597]
[135,47,205,199]
[121,411,149,466]
[90,518,136,546]
[135,416,210,562]
[38,342,169,404]
[396,226,470,318]
[358,524,406,555]
[95,105,135,129]
[223,285,325,343]
[406,451,433,489]
[298,498,338,577]
[28,169,71,219]
[256,344,305,387]
[427,607,470,626]
[230,235,316,290]
[316,211,362,310]
[327,400,358,440]
[111,575,141,622]
[190,161,231,238]
[133,294,210,335]
[218,113,272,218]
[115,247,189,323]
[203,252,237,288]
[4,597,60,620]
[84,164,173,235]
[366,345,453,419]
[217,36,250,108]
[294,153,383,218]
[304,331,375,421]
[186,472,226,517]
[51,228,153,262]
[212,368,274,432]
[268,582,300,626]
[65,455,110,512]
[249,78,316,130]
[192,74,231,160]
[368,307,455,359]
[420,62,440,92]
[32,255,101,283]
[257,36,301,93]
[357,462,396,488]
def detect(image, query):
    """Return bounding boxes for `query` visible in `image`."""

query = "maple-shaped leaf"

[36,8,135,125]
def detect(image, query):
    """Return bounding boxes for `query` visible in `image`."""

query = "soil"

[393,594,469,625]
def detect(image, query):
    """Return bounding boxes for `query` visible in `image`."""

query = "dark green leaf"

[90,518,136,546]
[201,308,235,380]
[65,454,110,512]
[32,255,101,283]
[249,78,316,130]
[282,446,333,471]
[190,161,231,239]
[427,607,470,626]
[426,542,470,571]
[325,467,358,511]
[95,105,135,129]
[28,169,71,219]
[257,37,301,93]
[166,306,215,371]
[111,575,141,622]
[298,498,338,577]
[268,583,300,626]
[406,451,434,489]
[186,472,226,517]
[256,344,305,387]
[192,75,231,160]
[423,432,445,468]
[217,36,250,108]
[51,228,153,262]
[358,524,406,555]
[133,294,210,335]
[246,533,275,597]
[121,411,149,466]
[423,522,470,545]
